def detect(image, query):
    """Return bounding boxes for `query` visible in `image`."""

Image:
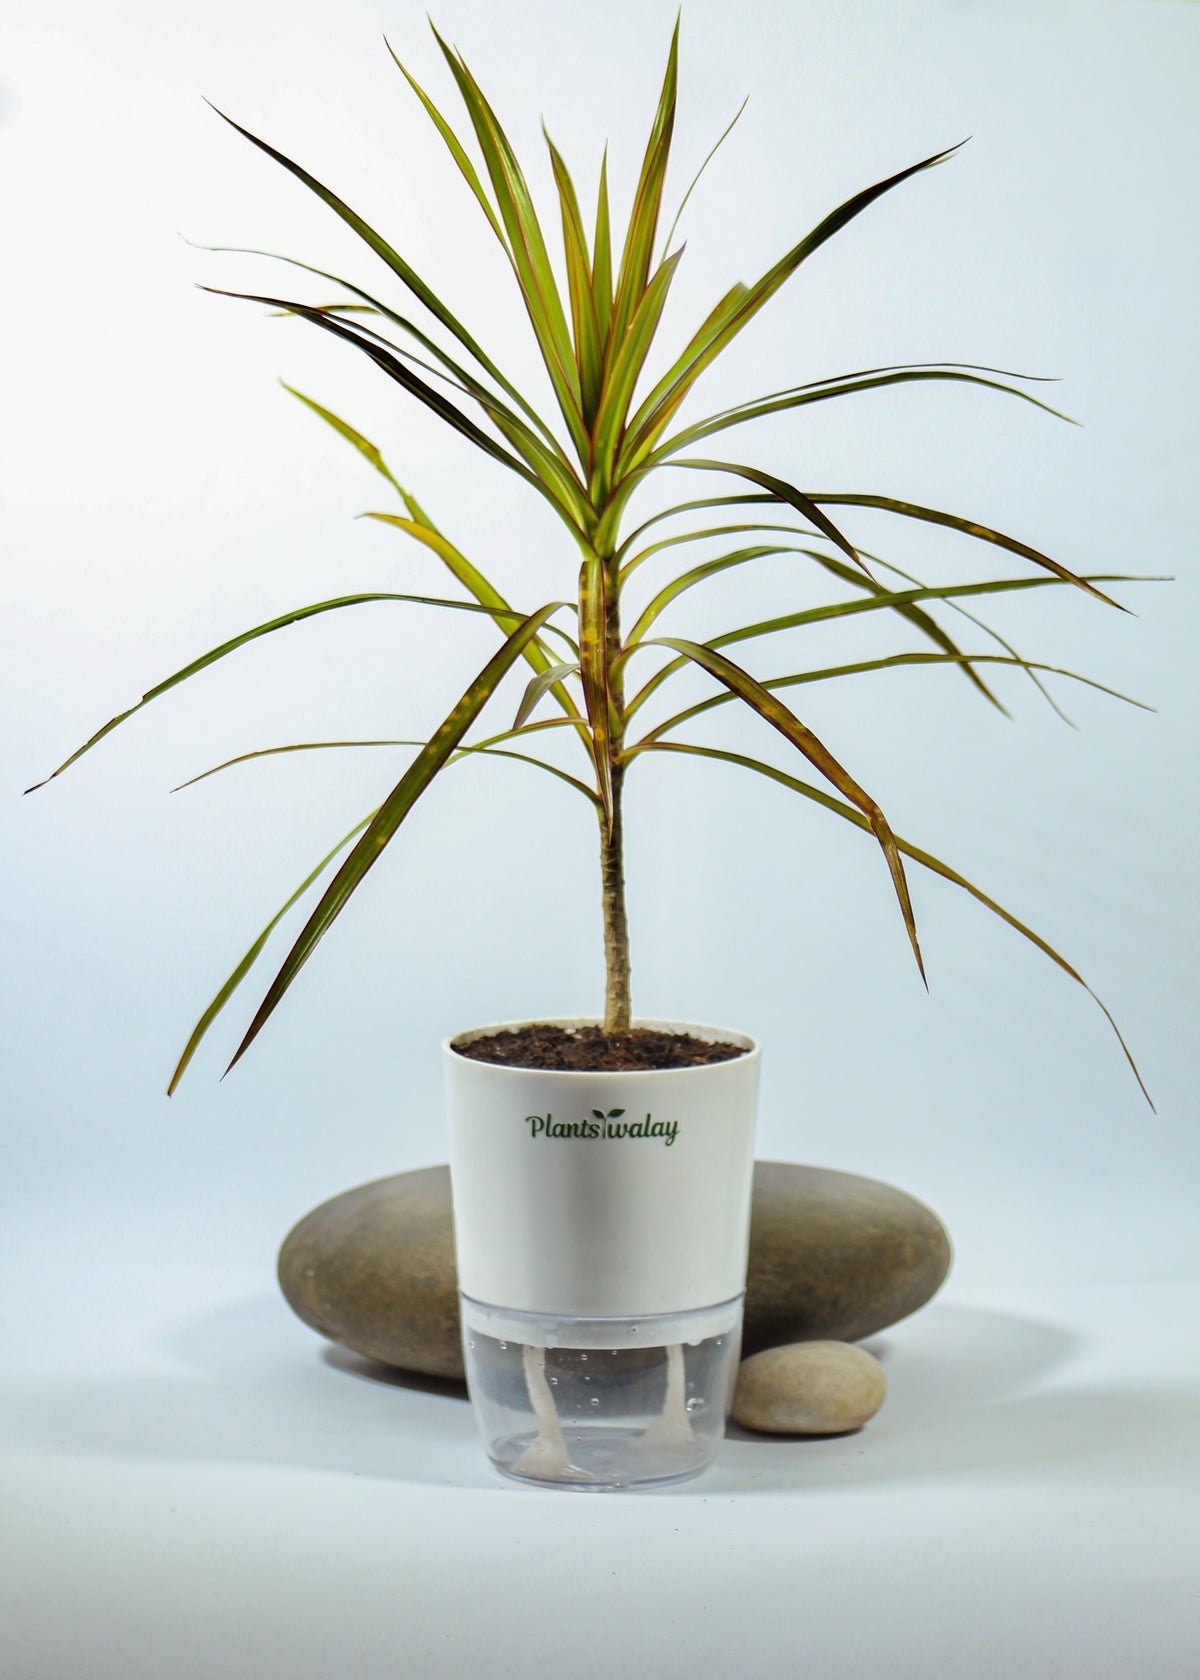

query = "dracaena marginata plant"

[31,21,1152,1102]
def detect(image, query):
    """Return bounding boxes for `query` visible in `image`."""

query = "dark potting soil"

[451,1023,747,1072]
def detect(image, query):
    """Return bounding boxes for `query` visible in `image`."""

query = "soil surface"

[451,1023,747,1072]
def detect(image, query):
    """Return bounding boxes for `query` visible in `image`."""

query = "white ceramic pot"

[444,1018,761,1489]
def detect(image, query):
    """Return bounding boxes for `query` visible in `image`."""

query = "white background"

[2,2,1197,1674]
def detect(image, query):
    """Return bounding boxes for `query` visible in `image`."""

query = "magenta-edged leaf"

[653,364,1077,459]
[621,572,1141,721]
[194,240,567,454]
[624,544,792,646]
[287,368,587,579]
[545,130,604,424]
[278,310,585,507]
[786,545,1008,713]
[810,494,1125,609]
[26,591,565,794]
[622,141,964,462]
[174,741,418,790]
[593,148,614,349]
[282,384,405,494]
[860,548,1078,725]
[645,636,926,980]
[629,740,1152,1108]
[670,458,870,574]
[167,810,376,1094]
[514,661,582,730]
[205,103,523,399]
[609,18,679,350]
[362,513,583,726]
[430,28,588,461]
[659,95,748,257]
[631,651,1148,750]
[616,523,1021,714]
[268,292,588,526]
[205,284,538,484]
[384,38,508,246]
[206,286,594,531]
[174,734,600,807]
[225,603,568,1071]
[591,247,684,504]
[614,492,784,561]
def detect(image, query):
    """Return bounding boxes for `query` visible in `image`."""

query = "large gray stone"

[278,1161,951,1381]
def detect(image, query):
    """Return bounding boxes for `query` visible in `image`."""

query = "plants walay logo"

[526,1107,680,1147]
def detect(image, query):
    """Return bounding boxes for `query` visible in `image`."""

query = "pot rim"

[443,1015,760,1076]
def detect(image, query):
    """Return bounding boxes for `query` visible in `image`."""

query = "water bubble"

[579,1352,588,1361]
[467,1339,475,1350]
[498,1340,507,1350]
[548,1376,558,1386]
[610,1350,618,1357]
[715,1338,724,1347]
[589,1397,601,1408]
[685,1397,706,1414]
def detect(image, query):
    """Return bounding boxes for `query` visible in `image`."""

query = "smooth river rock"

[732,1341,887,1435]
[278,1161,950,1381]
[277,1155,941,1377]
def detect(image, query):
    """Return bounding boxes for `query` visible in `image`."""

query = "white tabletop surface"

[3,1261,1196,1680]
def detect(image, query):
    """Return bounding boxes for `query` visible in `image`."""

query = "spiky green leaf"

[514,661,582,730]
[652,364,1076,461]
[669,458,869,572]
[645,637,926,979]
[629,740,1151,1107]
[631,651,1148,749]
[621,141,964,463]
[808,493,1126,609]
[194,240,567,454]
[27,591,568,793]
[624,544,791,645]
[226,602,567,1070]
[545,131,604,423]
[593,149,614,348]
[174,735,599,806]
[610,19,679,350]
[659,95,748,258]
[206,103,525,399]
[385,38,508,246]
[167,811,375,1094]
[431,28,588,460]
[621,573,1142,720]
[591,247,684,502]
[205,284,540,486]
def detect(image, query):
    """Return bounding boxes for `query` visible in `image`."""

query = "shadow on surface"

[8,1294,1194,1496]
[322,1343,468,1401]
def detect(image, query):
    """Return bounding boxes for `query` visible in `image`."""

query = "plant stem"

[601,770,631,1031]
[601,550,632,1033]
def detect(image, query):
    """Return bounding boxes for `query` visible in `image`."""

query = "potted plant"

[30,20,1149,1488]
